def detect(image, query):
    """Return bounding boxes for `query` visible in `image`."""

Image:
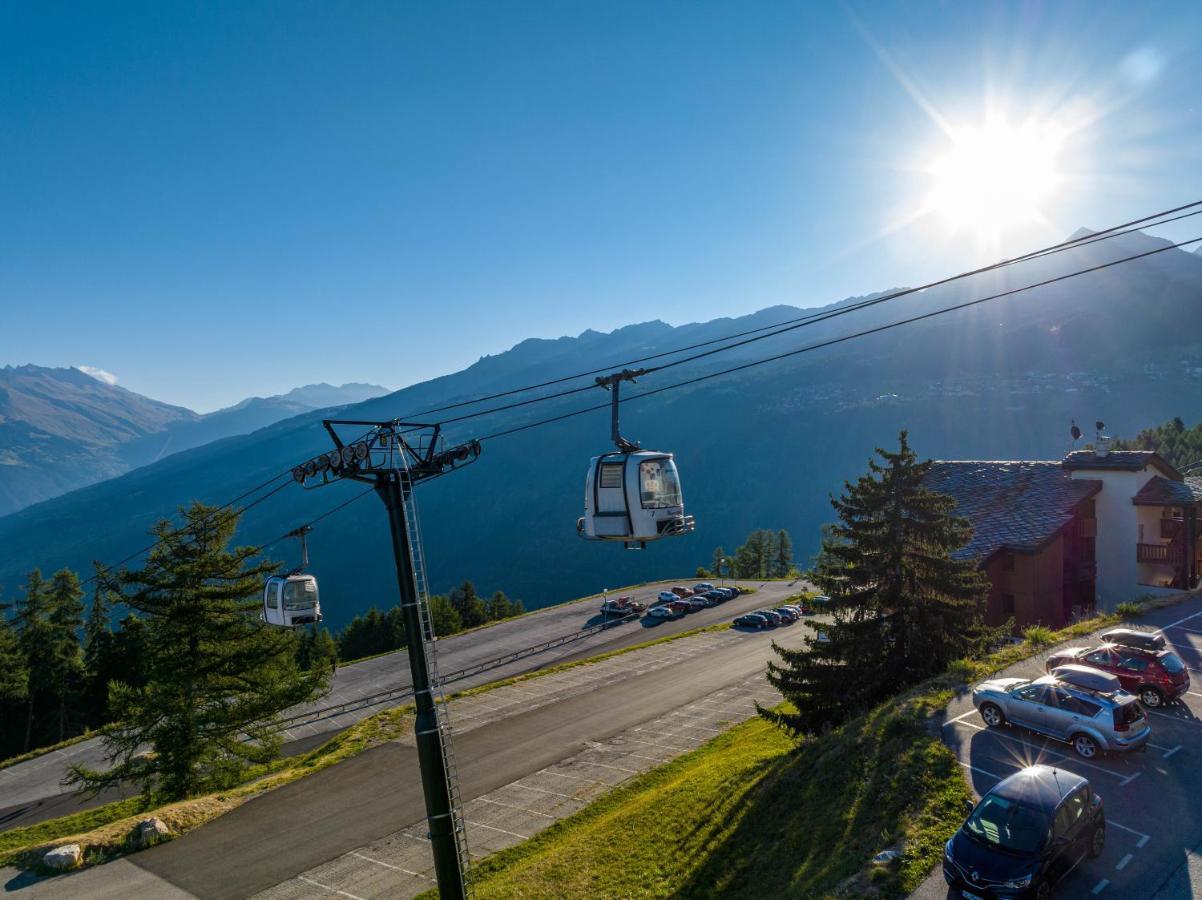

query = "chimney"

[1094,420,1110,458]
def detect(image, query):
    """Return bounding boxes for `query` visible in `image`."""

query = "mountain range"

[0,368,387,517]
[1,227,1200,629]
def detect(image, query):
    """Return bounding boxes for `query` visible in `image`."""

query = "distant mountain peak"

[1068,227,1097,242]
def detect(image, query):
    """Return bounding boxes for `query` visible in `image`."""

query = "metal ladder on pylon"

[402,482,475,896]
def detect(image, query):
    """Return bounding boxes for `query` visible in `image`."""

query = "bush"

[1022,625,1055,647]
[695,567,711,579]
[1115,601,1144,618]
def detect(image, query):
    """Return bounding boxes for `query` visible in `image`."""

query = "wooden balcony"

[1137,543,1184,565]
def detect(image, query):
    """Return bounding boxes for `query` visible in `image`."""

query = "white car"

[657,590,677,603]
[646,605,675,620]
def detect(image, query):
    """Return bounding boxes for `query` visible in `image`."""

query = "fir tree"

[14,570,53,752]
[486,590,522,621]
[449,581,486,629]
[711,547,727,579]
[428,595,462,636]
[68,503,330,800]
[761,432,989,735]
[774,529,794,577]
[0,604,26,759]
[46,569,85,742]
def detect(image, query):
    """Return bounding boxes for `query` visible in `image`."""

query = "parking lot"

[915,598,1202,900]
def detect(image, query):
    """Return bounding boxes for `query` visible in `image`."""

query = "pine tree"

[486,590,522,621]
[761,432,989,735]
[309,628,339,674]
[428,595,462,636]
[0,604,26,759]
[46,569,85,742]
[449,581,487,629]
[775,529,794,577]
[14,570,53,752]
[68,503,330,800]
[711,547,727,579]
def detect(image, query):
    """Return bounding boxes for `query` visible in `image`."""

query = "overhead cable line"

[475,235,1202,443]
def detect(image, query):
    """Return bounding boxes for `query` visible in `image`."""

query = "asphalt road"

[911,597,1202,900]
[0,578,804,832]
[9,618,806,899]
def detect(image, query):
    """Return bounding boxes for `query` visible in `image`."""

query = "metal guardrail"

[277,610,641,732]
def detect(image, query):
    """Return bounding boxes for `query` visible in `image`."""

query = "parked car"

[693,582,715,593]
[718,587,739,599]
[734,613,769,629]
[812,594,831,606]
[1100,627,1166,653]
[1045,640,1189,708]
[670,586,693,598]
[943,764,1105,899]
[773,607,799,623]
[695,593,720,608]
[645,605,676,621]
[657,590,678,603]
[756,609,784,626]
[666,599,691,616]
[704,590,728,603]
[973,667,1150,758]
[684,595,707,612]
[600,596,644,616]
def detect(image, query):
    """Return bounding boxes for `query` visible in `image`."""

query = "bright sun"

[928,115,1065,235]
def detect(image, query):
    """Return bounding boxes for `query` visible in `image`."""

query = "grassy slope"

[456,613,1135,899]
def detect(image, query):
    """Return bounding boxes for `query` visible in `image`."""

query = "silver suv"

[972,665,1150,759]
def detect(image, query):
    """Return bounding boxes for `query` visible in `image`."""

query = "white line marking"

[1092,879,1110,894]
[1187,691,1202,699]
[475,796,556,819]
[298,876,366,899]
[943,709,980,727]
[1107,819,1152,844]
[351,851,432,879]
[956,760,1001,779]
[1159,610,1202,633]
[466,819,530,840]
[1116,853,1133,871]
[948,721,1130,781]
[1162,745,1183,758]
[1120,771,1142,787]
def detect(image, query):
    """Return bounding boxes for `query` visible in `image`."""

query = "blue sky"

[2,2,1200,411]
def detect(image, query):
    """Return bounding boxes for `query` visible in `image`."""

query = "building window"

[1002,594,1015,617]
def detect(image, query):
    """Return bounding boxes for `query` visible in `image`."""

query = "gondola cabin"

[263,574,322,627]
[578,450,695,548]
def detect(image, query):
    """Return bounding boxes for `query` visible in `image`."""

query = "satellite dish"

[1095,421,1105,432]
[1071,421,1082,441]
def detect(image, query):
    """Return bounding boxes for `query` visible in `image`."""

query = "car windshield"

[964,794,1049,855]
[1161,652,1185,674]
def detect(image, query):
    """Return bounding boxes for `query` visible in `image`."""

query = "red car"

[670,586,694,598]
[1045,642,1190,708]
[665,599,691,615]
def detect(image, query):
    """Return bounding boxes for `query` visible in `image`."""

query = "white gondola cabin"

[578,450,695,547]
[263,574,322,627]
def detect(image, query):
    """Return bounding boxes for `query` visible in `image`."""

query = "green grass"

[0,730,97,772]
[453,610,1144,899]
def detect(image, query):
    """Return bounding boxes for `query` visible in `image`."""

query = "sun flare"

[928,115,1065,236]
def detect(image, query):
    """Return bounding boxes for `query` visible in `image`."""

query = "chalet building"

[926,447,1201,629]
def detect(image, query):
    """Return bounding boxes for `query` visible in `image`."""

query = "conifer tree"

[46,569,85,741]
[14,570,52,752]
[761,432,989,735]
[774,529,794,577]
[486,590,522,621]
[711,547,727,579]
[428,595,462,636]
[449,581,486,629]
[0,604,26,758]
[68,503,330,800]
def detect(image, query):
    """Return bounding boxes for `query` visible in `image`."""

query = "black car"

[756,609,784,626]
[704,590,728,603]
[734,613,769,629]
[944,765,1105,899]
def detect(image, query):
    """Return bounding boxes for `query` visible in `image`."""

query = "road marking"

[1092,879,1110,894]
[466,819,529,840]
[1159,610,1202,633]
[1147,709,1202,727]
[298,876,366,899]
[944,709,980,727]
[1120,771,1142,787]
[1107,820,1152,846]
[510,781,582,801]
[947,721,1132,782]
[1162,744,1183,758]
[582,761,641,775]
[1115,853,1133,871]
[956,760,1002,780]
[351,851,432,879]
[1187,691,1202,699]
[475,796,556,819]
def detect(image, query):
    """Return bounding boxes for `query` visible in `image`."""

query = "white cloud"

[75,366,119,385]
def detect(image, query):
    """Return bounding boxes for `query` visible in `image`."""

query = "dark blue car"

[944,764,1105,899]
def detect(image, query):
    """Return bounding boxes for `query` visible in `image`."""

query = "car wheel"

[1139,686,1164,708]
[979,703,1005,728]
[1072,733,1099,759]
[1034,880,1052,900]
[1089,823,1106,858]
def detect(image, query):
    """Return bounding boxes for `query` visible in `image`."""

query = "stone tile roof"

[1062,449,1177,475]
[925,461,1102,561]
[1133,475,1202,506]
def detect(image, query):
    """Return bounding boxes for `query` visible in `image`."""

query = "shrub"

[1022,625,1055,647]
[1116,601,1144,618]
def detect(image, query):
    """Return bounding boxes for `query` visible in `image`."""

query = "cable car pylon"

[292,419,481,899]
